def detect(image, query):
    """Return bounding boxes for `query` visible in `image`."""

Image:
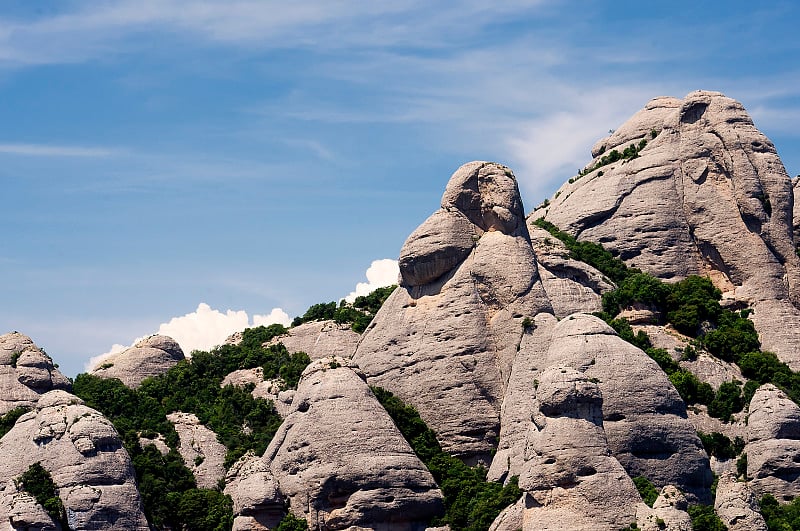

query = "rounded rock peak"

[37,389,85,409]
[440,161,526,235]
[134,334,185,360]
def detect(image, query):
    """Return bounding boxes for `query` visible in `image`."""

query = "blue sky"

[1,1,799,376]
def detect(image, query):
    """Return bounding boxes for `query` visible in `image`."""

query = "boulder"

[91,335,184,388]
[0,332,70,415]
[166,412,227,489]
[0,390,148,530]
[637,485,692,531]
[539,91,800,369]
[354,162,552,461]
[260,357,444,530]
[269,320,361,360]
[746,384,800,499]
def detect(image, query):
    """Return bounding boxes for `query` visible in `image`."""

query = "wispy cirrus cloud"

[0,142,122,157]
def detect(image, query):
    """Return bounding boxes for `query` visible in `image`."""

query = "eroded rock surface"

[225,452,285,531]
[166,412,227,489]
[354,162,552,460]
[539,91,800,369]
[714,473,768,531]
[490,314,712,502]
[0,390,148,530]
[270,320,361,361]
[746,384,800,499]
[91,335,184,388]
[0,332,70,415]
[259,357,444,530]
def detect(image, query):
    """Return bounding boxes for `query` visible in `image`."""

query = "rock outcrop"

[491,366,643,530]
[269,321,361,360]
[91,335,184,388]
[354,162,553,461]
[225,452,285,531]
[166,412,227,489]
[254,357,444,530]
[221,368,295,417]
[0,332,70,415]
[538,91,800,369]
[0,390,148,530]
[490,314,712,502]
[637,486,692,531]
[528,226,613,317]
[714,473,768,531]
[746,383,800,499]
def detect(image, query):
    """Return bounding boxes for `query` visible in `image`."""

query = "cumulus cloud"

[86,303,290,371]
[344,259,399,303]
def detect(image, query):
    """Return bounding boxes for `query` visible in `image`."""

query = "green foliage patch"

[0,406,29,439]
[760,493,800,530]
[688,504,728,530]
[633,476,659,507]
[697,432,745,460]
[371,386,521,531]
[291,285,396,333]
[16,462,68,528]
[73,323,310,530]
[275,513,309,530]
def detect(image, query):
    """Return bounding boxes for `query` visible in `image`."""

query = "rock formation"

[225,452,285,531]
[490,366,643,530]
[269,320,361,360]
[354,161,553,461]
[746,383,800,499]
[91,335,184,388]
[0,390,148,530]
[490,313,712,502]
[714,473,768,531]
[166,412,227,489]
[221,368,295,417]
[255,357,444,530]
[0,332,70,415]
[538,90,800,369]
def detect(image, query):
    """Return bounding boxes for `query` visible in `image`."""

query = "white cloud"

[0,143,120,157]
[86,302,291,371]
[344,259,399,303]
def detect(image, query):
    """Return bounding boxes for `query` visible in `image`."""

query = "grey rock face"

[490,314,712,502]
[0,390,148,530]
[0,332,70,415]
[540,91,800,369]
[354,162,552,461]
[746,384,800,499]
[0,489,62,531]
[166,412,227,489]
[269,320,361,361]
[714,473,768,531]
[528,226,613,317]
[92,334,184,388]
[259,357,444,530]
[225,452,285,531]
[637,486,692,531]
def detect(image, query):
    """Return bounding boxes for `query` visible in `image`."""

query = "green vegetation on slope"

[633,476,659,507]
[291,285,396,333]
[0,406,30,439]
[73,324,308,530]
[760,493,800,530]
[16,462,68,528]
[371,386,521,531]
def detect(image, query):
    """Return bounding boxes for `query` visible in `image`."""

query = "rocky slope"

[537,90,800,369]
[3,90,800,530]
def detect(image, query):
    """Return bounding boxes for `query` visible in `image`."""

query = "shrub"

[706,381,745,421]
[0,406,29,439]
[16,463,67,528]
[687,504,727,530]
[602,272,671,316]
[371,387,521,530]
[759,493,800,530]
[633,476,659,507]
[275,513,309,531]
[697,432,745,460]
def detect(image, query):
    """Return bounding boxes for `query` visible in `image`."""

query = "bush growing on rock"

[15,462,67,528]
[371,386,521,531]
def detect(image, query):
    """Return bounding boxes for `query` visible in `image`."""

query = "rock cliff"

[354,161,553,461]
[538,90,800,369]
